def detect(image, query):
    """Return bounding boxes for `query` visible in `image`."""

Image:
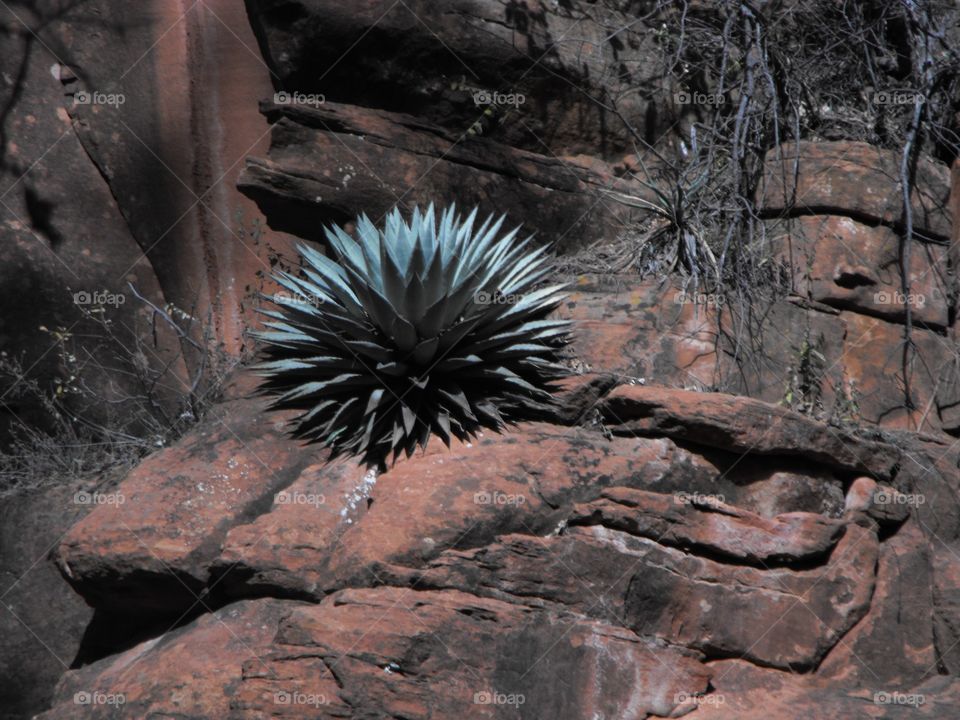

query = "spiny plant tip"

[253,203,572,469]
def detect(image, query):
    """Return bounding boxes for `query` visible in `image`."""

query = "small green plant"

[254,204,572,469]
[782,332,826,416]
[829,375,862,427]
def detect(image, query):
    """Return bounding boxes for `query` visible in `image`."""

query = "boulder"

[598,384,901,478]
[819,518,938,686]
[38,589,712,720]
[34,598,301,720]
[569,487,846,564]
[215,423,723,599]
[400,521,877,671]
[759,141,953,241]
[47,0,293,357]
[55,397,317,616]
[215,417,852,602]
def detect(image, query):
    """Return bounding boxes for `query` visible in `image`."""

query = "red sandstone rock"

[819,518,938,686]
[54,0,293,356]
[34,599,301,720]
[771,215,950,328]
[570,486,846,563]
[838,309,951,432]
[759,141,953,241]
[218,423,725,598]
[400,521,877,671]
[566,278,958,434]
[693,659,959,718]
[40,373,955,718]
[0,478,96,717]
[214,458,371,600]
[561,279,727,388]
[0,8,188,435]
[55,397,317,614]
[599,384,901,478]
[37,589,712,720]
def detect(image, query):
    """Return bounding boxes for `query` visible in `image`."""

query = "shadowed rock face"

[0,478,96,719]
[242,0,668,159]
[237,101,654,252]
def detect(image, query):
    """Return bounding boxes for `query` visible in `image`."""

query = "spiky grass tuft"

[253,204,571,468]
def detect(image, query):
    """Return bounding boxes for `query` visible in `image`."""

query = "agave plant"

[253,204,571,468]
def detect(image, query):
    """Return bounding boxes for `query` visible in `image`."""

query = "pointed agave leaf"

[358,411,378,453]
[487,343,558,360]
[380,238,410,318]
[420,235,448,304]
[435,409,452,446]
[417,415,432,450]
[375,360,410,376]
[298,243,364,316]
[438,384,478,423]
[355,213,382,259]
[282,373,366,401]
[325,396,360,437]
[325,224,367,275]
[341,339,394,363]
[434,315,483,356]
[384,212,415,279]
[435,354,483,372]
[446,206,478,271]
[299,399,338,424]
[416,295,455,341]
[403,272,429,325]
[411,336,440,365]
[407,234,427,284]
[389,314,418,353]
[400,403,417,436]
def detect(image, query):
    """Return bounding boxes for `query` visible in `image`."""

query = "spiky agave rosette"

[253,204,571,468]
